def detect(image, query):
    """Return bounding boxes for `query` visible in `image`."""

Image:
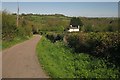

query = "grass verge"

[36,36,120,78]
[36,36,75,78]
[2,36,32,50]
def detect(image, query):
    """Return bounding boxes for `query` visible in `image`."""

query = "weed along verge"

[36,37,75,78]
[2,11,33,50]
[2,36,30,50]
[36,35,120,78]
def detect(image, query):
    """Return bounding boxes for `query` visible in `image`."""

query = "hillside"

[18,14,119,32]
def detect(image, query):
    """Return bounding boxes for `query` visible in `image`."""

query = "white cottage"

[68,25,79,32]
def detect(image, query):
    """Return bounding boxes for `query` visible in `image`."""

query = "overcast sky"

[2,2,118,17]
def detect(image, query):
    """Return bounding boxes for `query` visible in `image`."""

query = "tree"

[70,17,83,27]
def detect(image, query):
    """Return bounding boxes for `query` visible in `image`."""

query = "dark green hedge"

[66,32,120,65]
[45,32,64,43]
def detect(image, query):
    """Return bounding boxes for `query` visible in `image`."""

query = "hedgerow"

[2,11,33,41]
[37,36,120,78]
[66,32,120,66]
[2,11,33,49]
[45,32,64,43]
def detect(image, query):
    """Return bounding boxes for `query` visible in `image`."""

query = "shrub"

[37,37,120,78]
[46,32,64,43]
[2,11,33,41]
[70,17,83,27]
[2,11,17,41]
[66,32,120,66]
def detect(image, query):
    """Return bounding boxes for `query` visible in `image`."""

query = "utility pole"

[17,1,19,27]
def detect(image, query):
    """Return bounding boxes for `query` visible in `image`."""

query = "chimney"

[78,25,80,29]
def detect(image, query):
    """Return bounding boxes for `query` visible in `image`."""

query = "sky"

[1,0,120,2]
[2,2,118,17]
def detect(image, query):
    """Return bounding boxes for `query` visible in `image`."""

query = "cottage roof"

[69,27,78,29]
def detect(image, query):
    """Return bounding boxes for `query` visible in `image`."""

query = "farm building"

[68,25,80,32]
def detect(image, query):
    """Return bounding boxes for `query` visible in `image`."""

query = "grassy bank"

[2,36,31,50]
[2,11,33,50]
[36,37,75,78]
[36,36,120,78]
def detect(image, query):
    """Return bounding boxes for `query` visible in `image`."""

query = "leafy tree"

[70,17,83,27]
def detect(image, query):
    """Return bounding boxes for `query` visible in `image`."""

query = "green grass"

[36,36,120,78]
[36,37,75,78]
[2,36,31,50]
[75,54,119,78]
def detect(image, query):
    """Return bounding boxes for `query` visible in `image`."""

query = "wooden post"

[17,2,19,27]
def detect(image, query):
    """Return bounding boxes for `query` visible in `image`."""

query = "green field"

[21,14,119,32]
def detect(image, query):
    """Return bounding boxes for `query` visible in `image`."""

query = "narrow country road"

[2,35,49,78]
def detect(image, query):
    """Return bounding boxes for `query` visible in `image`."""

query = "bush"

[66,32,120,66]
[2,11,17,41]
[2,11,33,41]
[46,32,64,43]
[84,25,93,32]
[37,37,120,78]
[70,17,83,27]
